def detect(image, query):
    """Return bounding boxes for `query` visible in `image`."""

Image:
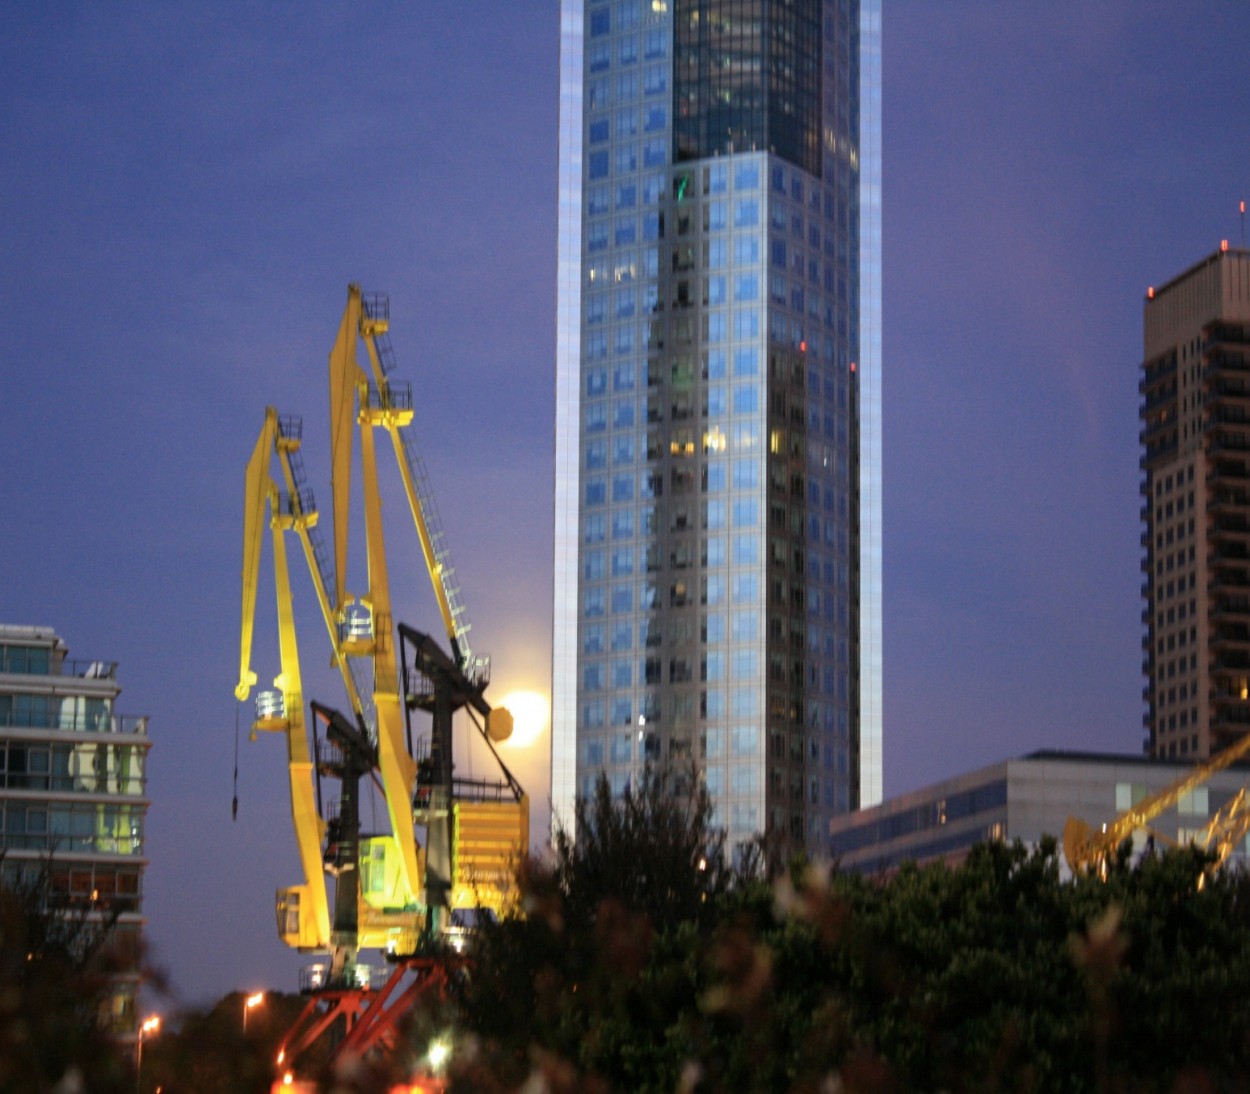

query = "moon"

[497,689,549,749]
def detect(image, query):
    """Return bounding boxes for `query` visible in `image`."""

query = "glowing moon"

[497,690,549,749]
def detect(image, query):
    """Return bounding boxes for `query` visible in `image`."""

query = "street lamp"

[243,991,265,1035]
[136,1015,160,1094]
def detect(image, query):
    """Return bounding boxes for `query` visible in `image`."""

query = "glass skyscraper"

[553,0,881,857]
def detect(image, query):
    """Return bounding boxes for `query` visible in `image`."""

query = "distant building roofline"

[1019,747,1250,769]
[1149,245,1250,300]
[0,624,62,642]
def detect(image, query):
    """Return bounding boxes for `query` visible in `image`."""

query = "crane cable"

[232,704,240,821]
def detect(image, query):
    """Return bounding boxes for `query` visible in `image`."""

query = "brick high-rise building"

[1141,246,1250,758]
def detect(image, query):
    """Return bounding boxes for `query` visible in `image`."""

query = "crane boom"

[235,413,331,950]
[331,285,478,673]
[267,500,332,951]
[236,410,276,702]
[1064,733,1250,874]
[238,409,366,717]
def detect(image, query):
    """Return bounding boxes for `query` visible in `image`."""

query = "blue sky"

[2,3,1248,1005]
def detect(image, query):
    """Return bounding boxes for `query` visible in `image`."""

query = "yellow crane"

[236,284,526,976]
[1063,733,1250,876]
[235,409,420,968]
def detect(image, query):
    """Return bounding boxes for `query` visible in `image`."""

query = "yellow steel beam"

[384,422,459,654]
[269,494,331,950]
[359,404,422,909]
[1065,731,1250,873]
[354,318,460,652]
[236,410,278,701]
[329,287,362,615]
[272,440,365,721]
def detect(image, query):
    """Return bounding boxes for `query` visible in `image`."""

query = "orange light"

[799,340,807,352]
[1222,239,1230,252]
[849,361,856,373]
[1241,200,1246,214]
[1147,286,1155,299]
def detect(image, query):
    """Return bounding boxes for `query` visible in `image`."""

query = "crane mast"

[330,286,481,677]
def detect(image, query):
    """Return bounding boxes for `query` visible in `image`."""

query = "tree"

[437,815,1250,1094]
[443,765,733,1092]
[138,990,329,1094]
[0,857,130,1092]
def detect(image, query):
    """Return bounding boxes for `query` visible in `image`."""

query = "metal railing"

[0,772,145,796]
[0,654,117,679]
[0,711,148,734]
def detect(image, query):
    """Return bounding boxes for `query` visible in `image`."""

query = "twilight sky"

[2,3,1248,1007]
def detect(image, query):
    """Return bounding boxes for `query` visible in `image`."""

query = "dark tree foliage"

[139,991,338,1094]
[0,858,130,1092]
[428,788,1250,1094]
[550,763,733,930]
[445,766,734,1092]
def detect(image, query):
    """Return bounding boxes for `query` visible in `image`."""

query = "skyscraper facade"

[553,0,881,857]
[1141,246,1250,760]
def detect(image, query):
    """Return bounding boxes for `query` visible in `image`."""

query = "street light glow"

[137,1015,161,1094]
[427,1037,451,1071]
[243,991,265,1034]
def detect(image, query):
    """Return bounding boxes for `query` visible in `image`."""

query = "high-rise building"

[0,625,151,1039]
[1141,246,1250,760]
[553,0,882,857]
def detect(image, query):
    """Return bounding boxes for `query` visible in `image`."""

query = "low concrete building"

[827,750,1250,874]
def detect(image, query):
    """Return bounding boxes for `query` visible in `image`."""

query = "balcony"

[1209,548,1250,574]
[1141,381,1177,414]
[1210,596,1250,620]
[1207,406,1250,430]
[1210,625,1250,651]
[1142,436,1179,467]
[0,710,148,735]
[1206,349,1250,379]
[1139,354,1178,394]
[1140,415,1178,446]
[1203,377,1250,406]
[0,653,117,680]
[1210,687,1250,710]
[1211,708,1250,733]
[1209,461,1250,489]
[1209,489,1250,513]
[0,767,146,797]
[1205,432,1250,457]
[1210,515,1250,543]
